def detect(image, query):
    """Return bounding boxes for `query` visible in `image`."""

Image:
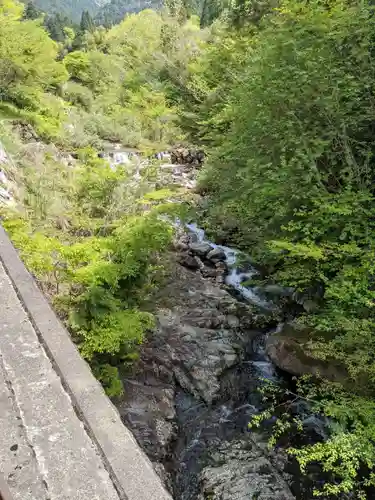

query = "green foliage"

[23,1,41,19]
[0,7,68,104]
[63,81,93,110]
[0,0,204,149]
[181,0,375,496]
[92,364,124,397]
[44,12,74,42]
[3,210,172,396]
[1,127,174,396]
[250,378,375,498]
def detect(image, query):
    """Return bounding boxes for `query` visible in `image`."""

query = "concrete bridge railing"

[0,224,172,500]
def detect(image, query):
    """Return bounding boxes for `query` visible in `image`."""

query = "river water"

[107,152,333,499]
[185,222,269,308]
[169,224,332,500]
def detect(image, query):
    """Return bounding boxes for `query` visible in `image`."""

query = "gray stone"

[207,247,227,262]
[189,242,213,258]
[174,241,189,252]
[177,253,200,270]
[201,266,218,278]
[197,439,294,500]
[226,315,240,329]
[266,321,348,383]
[215,260,228,272]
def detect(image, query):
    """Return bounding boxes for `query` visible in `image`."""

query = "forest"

[1,0,375,497]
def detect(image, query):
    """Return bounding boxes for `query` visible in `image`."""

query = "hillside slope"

[94,0,162,25]
[21,0,110,21]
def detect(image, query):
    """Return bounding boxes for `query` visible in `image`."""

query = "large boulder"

[207,247,227,262]
[189,242,213,258]
[170,147,205,166]
[197,439,294,500]
[266,321,348,382]
[177,253,200,270]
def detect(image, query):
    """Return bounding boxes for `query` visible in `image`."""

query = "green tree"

[23,1,41,20]
[0,3,68,107]
[192,0,375,494]
[80,9,94,33]
[44,13,72,42]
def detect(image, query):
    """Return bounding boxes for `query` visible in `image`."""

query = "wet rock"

[189,232,199,243]
[189,242,213,258]
[207,247,227,262]
[117,377,177,463]
[177,253,200,270]
[195,256,205,271]
[117,258,284,500]
[216,260,228,269]
[197,439,294,500]
[216,274,225,285]
[153,313,244,404]
[226,315,240,329]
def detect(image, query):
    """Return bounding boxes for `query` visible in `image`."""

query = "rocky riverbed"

[115,221,333,500]
[98,148,340,500]
[116,250,294,499]
[0,125,331,498]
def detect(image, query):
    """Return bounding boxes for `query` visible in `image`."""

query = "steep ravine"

[94,152,335,500]
[115,228,329,500]
[1,135,330,499]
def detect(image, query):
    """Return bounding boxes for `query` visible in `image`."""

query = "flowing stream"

[169,224,328,499]
[105,151,332,499]
[185,222,271,308]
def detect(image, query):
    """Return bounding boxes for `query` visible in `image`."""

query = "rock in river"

[117,256,295,499]
[266,320,348,383]
[177,253,200,270]
[189,242,213,258]
[197,439,294,500]
[206,247,227,262]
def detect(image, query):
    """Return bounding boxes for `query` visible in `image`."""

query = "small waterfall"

[185,222,270,308]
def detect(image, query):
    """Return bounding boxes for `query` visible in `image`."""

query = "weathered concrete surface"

[0,356,47,500]
[0,224,172,500]
[0,261,120,500]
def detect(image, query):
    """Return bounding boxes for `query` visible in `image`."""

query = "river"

[117,224,331,499]
[105,149,333,499]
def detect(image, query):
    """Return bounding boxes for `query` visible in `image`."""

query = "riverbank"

[0,124,337,499]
